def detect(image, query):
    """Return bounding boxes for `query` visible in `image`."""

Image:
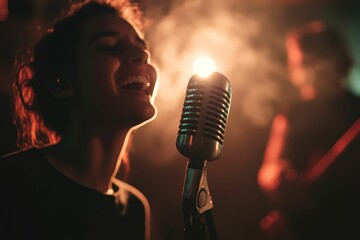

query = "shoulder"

[0,148,45,211]
[112,179,149,205]
[0,148,34,167]
[112,178,150,215]
[112,178,151,240]
[1,147,40,161]
[0,147,42,172]
[0,147,49,192]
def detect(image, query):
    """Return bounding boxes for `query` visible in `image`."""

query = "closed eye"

[90,31,149,54]
[94,41,129,55]
[92,37,118,51]
[95,44,117,51]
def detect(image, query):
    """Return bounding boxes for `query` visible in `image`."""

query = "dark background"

[0,0,359,239]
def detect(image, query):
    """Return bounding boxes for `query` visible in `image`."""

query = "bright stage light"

[193,56,217,78]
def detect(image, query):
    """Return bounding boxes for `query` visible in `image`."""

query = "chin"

[144,104,157,123]
[131,105,157,129]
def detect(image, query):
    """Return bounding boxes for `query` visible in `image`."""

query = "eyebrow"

[89,31,148,49]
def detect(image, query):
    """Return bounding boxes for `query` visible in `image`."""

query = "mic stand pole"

[182,160,217,240]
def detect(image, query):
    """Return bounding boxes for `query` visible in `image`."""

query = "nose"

[127,46,149,65]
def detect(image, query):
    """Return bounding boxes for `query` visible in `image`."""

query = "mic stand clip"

[182,160,217,240]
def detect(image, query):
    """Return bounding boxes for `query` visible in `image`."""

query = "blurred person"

[258,21,360,240]
[0,0,8,21]
[0,1,158,239]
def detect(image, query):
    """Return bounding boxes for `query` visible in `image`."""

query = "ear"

[48,78,75,98]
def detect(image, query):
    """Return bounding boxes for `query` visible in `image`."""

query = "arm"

[258,114,289,192]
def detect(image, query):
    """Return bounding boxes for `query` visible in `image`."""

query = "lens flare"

[193,56,217,78]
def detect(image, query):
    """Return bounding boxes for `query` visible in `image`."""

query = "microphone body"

[177,72,231,239]
[176,72,232,164]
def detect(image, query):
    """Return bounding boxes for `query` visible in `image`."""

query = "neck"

[43,123,133,194]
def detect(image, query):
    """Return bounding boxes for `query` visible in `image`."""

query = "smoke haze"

[133,0,287,164]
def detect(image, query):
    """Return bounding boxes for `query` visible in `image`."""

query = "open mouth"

[118,75,150,93]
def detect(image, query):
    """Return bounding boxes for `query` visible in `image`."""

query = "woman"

[0,1,158,239]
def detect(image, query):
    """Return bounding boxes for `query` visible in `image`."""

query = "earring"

[49,76,73,97]
[55,78,63,94]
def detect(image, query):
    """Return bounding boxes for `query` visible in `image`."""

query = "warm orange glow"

[285,20,326,101]
[306,118,360,182]
[307,21,325,33]
[258,114,288,191]
[260,210,281,230]
[15,64,60,148]
[0,0,8,21]
[193,56,217,78]
[300,85,316,101]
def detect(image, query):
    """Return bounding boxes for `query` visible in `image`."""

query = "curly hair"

[14,0,145,149]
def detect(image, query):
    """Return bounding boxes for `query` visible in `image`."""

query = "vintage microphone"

[176,70,232,240]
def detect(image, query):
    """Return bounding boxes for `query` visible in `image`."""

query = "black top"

[0,148,148,240]
[284,92,360,173]
[279,92,360,239]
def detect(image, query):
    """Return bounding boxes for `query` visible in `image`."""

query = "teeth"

[118,75,150,89]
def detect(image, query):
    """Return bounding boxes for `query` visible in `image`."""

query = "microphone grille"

[178,83,205,136]
[203,85,231,145]
[176,72,231,161]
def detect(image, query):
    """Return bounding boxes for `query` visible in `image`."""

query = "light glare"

[193,56,217,78]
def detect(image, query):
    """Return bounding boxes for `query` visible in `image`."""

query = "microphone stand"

[182,160,217,240]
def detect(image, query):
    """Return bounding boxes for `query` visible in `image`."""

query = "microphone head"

[176,72,232,162]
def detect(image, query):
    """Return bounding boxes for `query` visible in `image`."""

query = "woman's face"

[75,12,158,129]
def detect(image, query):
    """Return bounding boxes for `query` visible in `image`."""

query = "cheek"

[82,57,119,91]
[77,57,121,107]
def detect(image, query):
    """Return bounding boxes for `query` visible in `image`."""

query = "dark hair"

[286,21,353,77]
[14,1,144,148]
